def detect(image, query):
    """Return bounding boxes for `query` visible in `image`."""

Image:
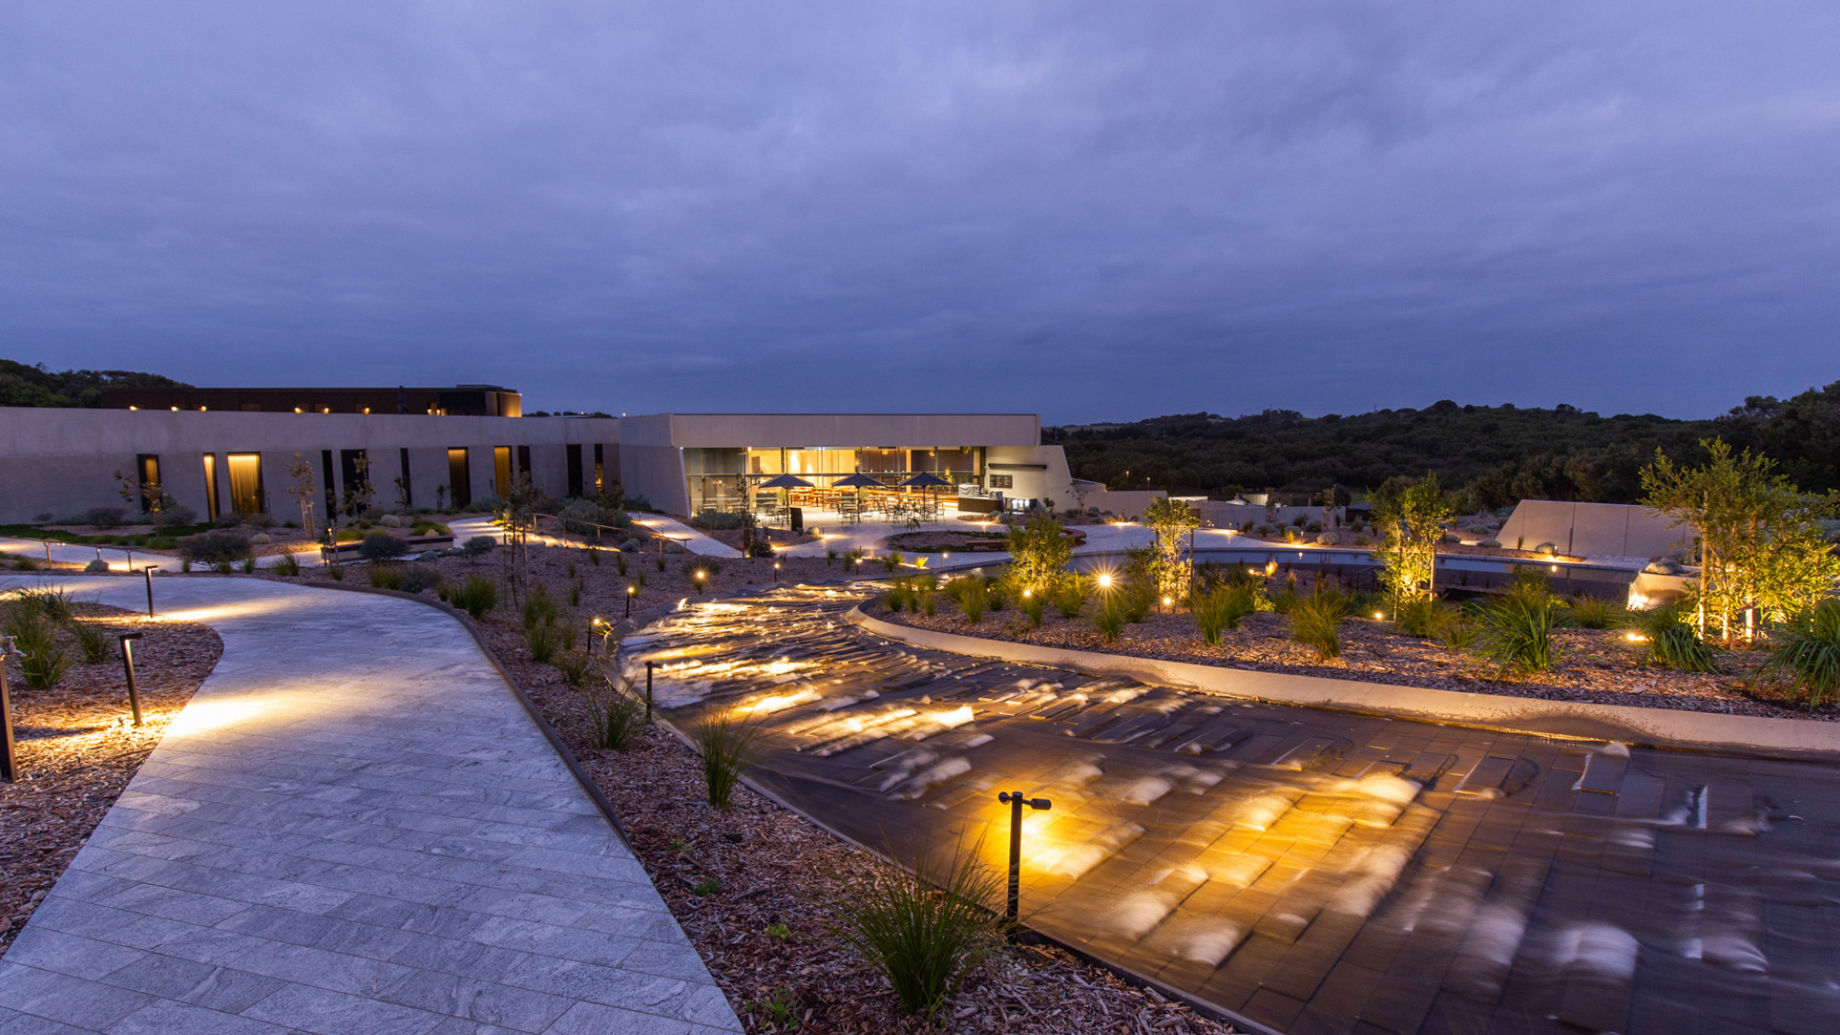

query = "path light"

[1373,611,1386,621]
[1022,588,1032,600]
[143,566,159,617]
[1097,573,1113,590]
[773,560,781,583]
[625,584,636,617]
[589,616,609,654]
[118,632,144,726]
[694,569,707,594]
[0,635,18,782]
[1162,595,1173,609]
[996,790,1052,925]
[941,551,950,563]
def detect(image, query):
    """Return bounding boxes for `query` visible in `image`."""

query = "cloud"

[3,2,1837,421]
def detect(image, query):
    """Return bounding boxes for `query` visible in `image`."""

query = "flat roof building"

[0,406,1074,524]
[101,384,521,417]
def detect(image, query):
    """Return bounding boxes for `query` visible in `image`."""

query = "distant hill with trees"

[0,359,189,408]
[1049,380,1840,508]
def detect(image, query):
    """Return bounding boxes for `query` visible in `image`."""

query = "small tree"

[1004,512,1072,599]
[286,453,319,539]
[113,469,173,515]
[340,453,374,519]
[1372,474,1453,605]
[1640,438,1840,644]
[1143,497,1199,603]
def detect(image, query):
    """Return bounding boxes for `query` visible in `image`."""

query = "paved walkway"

[0,574,739,1035]
[622,583,1840,1035]
[0,537,320,573]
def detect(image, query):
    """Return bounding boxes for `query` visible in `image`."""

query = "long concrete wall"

[0,407,619,522]
[1498,500,1687,559]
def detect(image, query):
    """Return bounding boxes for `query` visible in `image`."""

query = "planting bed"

[0,600,222,953]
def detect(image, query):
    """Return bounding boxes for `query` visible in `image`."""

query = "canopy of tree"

[1050,381,1840,508]
[0,359,189,408]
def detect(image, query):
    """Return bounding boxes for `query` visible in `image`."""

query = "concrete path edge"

[847,607,1840,759]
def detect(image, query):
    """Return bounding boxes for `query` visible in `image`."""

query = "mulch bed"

[272,540,1235,1033]
[879,601,1820,722]
[0,601,222,953]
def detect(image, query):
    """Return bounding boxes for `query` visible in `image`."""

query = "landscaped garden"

[0,587,221,953]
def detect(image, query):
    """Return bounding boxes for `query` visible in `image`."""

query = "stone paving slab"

[0,574,739,1035]
[625,583,1840,1035]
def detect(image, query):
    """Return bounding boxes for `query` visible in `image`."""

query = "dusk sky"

[4,4,1837,424]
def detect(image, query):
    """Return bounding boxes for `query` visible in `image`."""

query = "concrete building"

[616,412,1077,516]
[1497,500,1686,560]
[0,407,1076,524]
[0,407,617,523]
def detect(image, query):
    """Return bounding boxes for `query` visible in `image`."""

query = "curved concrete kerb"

[848,606,1840,759]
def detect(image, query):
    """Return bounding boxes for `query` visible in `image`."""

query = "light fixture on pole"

[118,632,144,726]
[0,635,18,782]
[625,584,636,617]
[143,566,159,617]
[996,790,1051,925]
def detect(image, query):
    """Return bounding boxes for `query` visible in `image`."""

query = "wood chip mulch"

[0,601,223,954]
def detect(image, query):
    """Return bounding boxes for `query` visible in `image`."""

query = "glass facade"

[683,446,984,513]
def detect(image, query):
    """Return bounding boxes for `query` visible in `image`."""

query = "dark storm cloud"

[3,2,1837,421]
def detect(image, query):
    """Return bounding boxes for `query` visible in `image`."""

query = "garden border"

[848,607,1840,759]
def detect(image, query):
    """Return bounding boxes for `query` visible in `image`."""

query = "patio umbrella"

[833,473,886,522]
[759,474,814,489]
[902,471,952,515]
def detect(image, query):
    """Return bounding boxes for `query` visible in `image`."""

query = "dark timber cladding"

[101,384,521,416]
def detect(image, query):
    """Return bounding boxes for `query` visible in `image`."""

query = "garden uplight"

[1097,573,1113,590]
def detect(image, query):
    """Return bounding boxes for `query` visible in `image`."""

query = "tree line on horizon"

[1049,380,1840,507]
[0,359,188,408]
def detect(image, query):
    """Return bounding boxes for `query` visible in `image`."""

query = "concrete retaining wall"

[848,609,1840,758]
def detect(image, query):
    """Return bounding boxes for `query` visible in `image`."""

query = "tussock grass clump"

[4,605,68,688]
[1288,589,1347,660]
[593,684,646,749]
[1475,592,1567,673]
[271,552,301,576]
[1191,584,1258,646]
[367,564,404,590]
[554,650,593,687]
[693,708,762,810]
[1767,598,1840,706]
[1623,604,1717,672]
[441,575,497,618]
[1051,580,1086,619]
[1566,594,1625,630]
[1394,597,1472,646]
[1092,601,1125,643]
[835,840,1002,1018]
[527,622,557,664]
[70,619,111,664]
[946,577,987,624]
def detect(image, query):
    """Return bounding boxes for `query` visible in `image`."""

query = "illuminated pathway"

[623,584,1840,1035]
[0,575,739,1035]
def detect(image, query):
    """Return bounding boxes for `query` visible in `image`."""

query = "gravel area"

[253,542,1237,1033]
[0,600,223,953]
[878,602,1821,722]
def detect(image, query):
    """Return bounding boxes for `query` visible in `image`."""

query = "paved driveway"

[623,583,1840,1035]
[0,574,738,1035]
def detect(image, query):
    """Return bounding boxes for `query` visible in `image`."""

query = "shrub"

[358,531,409,562]
[410,519,452,537]
[398,566,443,594]
[1021,594,1044,628]
[179,530,253,565]
[836,839,1002,1018]
[240,556,257,573]
[528,623,557,663]
[1627,605,1718,673]
[368,564,404,590]
[693,709,761,810]
[84,558,110,573]
[1767,599,1840,706]
[1092,601,1125,642]
[558,500,616,536]
[946,577,987,624]
[523,583,560,630]
[1051,581,1086,619]
[327,564,345,580]
[70,619,111,664]
[442,575,497,618]
[84,507,127,526]
[593,686,645,750]
[153,505,198,528]
[1192,584,1257,645]
[461,535,497,558]
[554,650,593,687]
[17,587,76,622]
[1567,595,1624,630]
[689,509,749,530]
[1289,590,1347,659]
[272,553,301,576]
[1474,593,1566,673]
[4,607,68,688]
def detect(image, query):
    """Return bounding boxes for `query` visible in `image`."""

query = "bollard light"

[1096,573,1113,590]
[143,566,159,617]
[694,569,707,594]
[772,560,781,583]
[645,660,655,721]
[589,616,609,655]
[118,632,144,726]
[0,635,18,782]
[625,583,636,617]
[996,790,1052,925]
